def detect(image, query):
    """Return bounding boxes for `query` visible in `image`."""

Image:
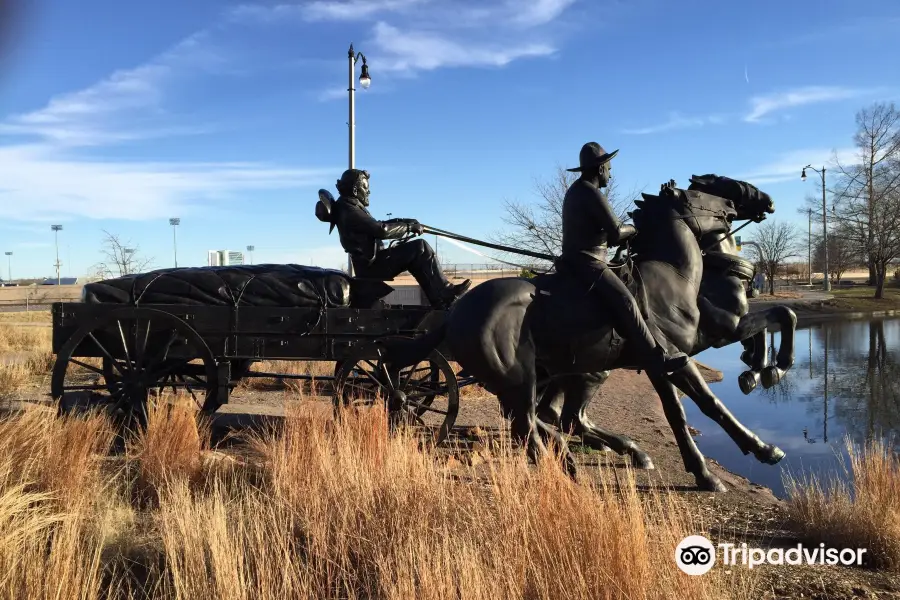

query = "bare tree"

[813,225,861,284]
[492,164,639,266]
[748,220,801,295]
[831,102,900,298]
[94,230,154,277]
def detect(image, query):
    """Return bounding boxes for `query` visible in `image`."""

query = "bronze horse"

[535,176,797,482]
[396,177,787,492]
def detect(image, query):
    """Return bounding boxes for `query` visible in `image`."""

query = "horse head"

[631,179,739,245]
[688,174,775,222]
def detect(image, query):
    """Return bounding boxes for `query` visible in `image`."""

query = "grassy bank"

[785,438,900,573]
[0,401,750,599]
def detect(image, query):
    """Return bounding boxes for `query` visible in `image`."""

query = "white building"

[207,250,245,266]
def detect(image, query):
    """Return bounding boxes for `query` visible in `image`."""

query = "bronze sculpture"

[535,177,798,474]
[327,168,470,309]
[388,175,787,492]
[559,142,689,375]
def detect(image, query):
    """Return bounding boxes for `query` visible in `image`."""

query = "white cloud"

[0,144,334,221]
[371,22,555,73]
[744,86,877,123]
[0,31,223,148]
[231,0,569,84]
[738,147,858,185]
[621,112,721,135]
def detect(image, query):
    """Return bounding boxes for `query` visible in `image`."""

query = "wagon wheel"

[52,308,219,430]
[333,342,459,447]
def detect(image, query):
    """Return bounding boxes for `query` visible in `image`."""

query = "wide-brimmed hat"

[566,142,619,172]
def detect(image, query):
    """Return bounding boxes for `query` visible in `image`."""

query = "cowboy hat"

[566,142,619,172]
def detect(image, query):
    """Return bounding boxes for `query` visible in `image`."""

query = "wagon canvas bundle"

[82,264,391,309]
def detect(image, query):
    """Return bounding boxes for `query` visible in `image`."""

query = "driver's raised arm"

[343,203,415,239]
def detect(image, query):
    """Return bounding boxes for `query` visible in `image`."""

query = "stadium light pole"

[123,248,135,275]
[51,225,63,287]
[801,165,829,292]
[246,245,255,265]
[4,252,11,283]
[346,42,371,275]
[169,218,180,267]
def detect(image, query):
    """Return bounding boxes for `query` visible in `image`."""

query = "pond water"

[686,317,900,498]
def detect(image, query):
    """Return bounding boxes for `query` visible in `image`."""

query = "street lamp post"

[807,208,812,285]
[346,43,371,275]
[802,165,830,292]
[51,225,63,287]
[246,245,255,265]
[4,252,11,283]
[169,218,180,268]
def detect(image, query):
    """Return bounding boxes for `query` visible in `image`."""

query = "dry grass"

[0,398,755,599]
[0,322,52,353]
[0,409,119,600]
[785,438,900,571]
[0,310,52,323]
[127,399,212,508]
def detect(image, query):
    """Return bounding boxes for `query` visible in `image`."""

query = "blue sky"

[1,0,898,279]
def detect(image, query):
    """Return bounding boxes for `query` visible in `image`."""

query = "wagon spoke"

[116,320,132,372]
[61,384,110,391]
[402,398,448,416]
[88,332,126,376]
[69,358,104,375]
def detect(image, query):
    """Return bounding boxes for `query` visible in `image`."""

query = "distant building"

[41,277,79,285]
[207,250,245,266]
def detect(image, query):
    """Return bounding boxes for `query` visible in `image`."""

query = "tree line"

[749,101,900,298]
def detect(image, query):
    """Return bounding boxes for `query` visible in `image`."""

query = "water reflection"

[686,318,900,497]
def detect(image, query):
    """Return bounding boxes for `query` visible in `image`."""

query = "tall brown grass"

[0,409,118,599]
[127,399,211,507]
[0,400,748,599]
[785,438,900,571]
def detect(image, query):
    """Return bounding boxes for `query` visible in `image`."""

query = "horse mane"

[629,180,680,233]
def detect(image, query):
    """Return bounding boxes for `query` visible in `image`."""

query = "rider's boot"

[411,246,471,309]
[439,279,472,308]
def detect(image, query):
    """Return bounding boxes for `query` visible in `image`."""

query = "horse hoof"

[761,366,783,389]
[755,444,785,465]
[697,476,728,493]
[740,349,754,367]
[738,370,760,395]
[632,453,655,470]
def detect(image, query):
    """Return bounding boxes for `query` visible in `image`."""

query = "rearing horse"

[399,180,784,492]
[535,176,798,478]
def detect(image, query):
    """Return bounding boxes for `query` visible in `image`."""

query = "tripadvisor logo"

[675,536,868,575]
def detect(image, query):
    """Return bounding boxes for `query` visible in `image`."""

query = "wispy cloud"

[738,147,857,185]
[0,32,224,147]
[744,86,877,123]
[371,22,556,73]
[232,0,571,85]
[0,145,333,222]
[621,112,725,135]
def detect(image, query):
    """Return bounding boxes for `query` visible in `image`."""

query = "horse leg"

[535,378,564,427]
[646,370,726,492]
[496,378,555,472]
[534,418,578,478]
[736,306,797,389]
[669,362,785,465]
[558,373,657,469]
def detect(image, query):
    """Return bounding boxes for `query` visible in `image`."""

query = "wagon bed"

[50,299,464,444]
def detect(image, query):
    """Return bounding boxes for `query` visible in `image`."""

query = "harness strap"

[703,251,755,280]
